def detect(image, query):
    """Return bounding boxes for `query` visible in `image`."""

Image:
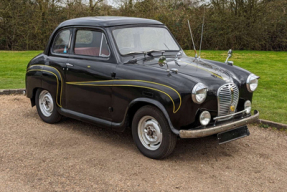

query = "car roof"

[58,16,163,28]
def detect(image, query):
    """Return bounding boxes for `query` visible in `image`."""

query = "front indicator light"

[244,100,252,114]
[199,111,211,126]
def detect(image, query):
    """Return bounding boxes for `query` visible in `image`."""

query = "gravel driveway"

[0,95,287,191]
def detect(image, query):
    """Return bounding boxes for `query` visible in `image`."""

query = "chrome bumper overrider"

[179,110,259,138]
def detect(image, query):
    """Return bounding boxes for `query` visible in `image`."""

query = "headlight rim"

[246,74,259,92]
[192,83,208,104]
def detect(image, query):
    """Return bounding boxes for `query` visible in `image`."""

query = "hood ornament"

[158,52,178,74]
[158,52,170,72]
[225,49,234,66]
[158,55,167,67]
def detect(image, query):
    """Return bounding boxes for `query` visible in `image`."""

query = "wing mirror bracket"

[225,49,233,65]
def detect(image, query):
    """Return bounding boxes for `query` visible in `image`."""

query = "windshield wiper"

[124,51,146,56]
[146,50,165,56]
[124,50,166,64]
[125,50,165,57]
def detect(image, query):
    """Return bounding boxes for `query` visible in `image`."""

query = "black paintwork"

[26,16,254,134]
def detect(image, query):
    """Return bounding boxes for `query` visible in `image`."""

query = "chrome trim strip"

[213,109,247,121]
[179,110,259,138]
[99,33,103,56]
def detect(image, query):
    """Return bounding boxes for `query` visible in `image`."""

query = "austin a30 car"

[26,16,259,159]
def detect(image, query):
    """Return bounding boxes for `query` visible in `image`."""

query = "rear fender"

[26,65,63,108]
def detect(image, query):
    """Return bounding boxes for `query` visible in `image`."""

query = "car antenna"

[187,20,198,59]
[198,7,206,59]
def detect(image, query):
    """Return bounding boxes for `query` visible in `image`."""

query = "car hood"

[145,56,241,86]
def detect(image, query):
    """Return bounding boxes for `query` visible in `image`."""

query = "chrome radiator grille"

[217,83,239,119]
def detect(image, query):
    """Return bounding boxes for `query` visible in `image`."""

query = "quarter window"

[74,30,110,57]
[52,29,71,54]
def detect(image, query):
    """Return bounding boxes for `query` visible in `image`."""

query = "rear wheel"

[132,105,177,159]
[35,89,62,124]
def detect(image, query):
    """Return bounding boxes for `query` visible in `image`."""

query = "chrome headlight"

[246,74,259,92]
[192,83,208,104]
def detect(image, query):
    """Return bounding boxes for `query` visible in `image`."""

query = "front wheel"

[35,89,62,124]
[132,105,177,159]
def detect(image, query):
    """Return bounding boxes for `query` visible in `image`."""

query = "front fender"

[111,97,179,135]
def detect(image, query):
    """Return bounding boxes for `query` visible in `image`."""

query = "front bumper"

[179,110,259,138]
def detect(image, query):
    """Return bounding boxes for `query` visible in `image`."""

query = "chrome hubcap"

[39,90,54,117]
[138,116,162,150]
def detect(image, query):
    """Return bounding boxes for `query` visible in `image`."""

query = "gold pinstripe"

[67,83,181,113]
[27,69,62,107]
[27,65,63,107]
[28,65,182,113]
[181,61,223,80]
[67,79,182,113]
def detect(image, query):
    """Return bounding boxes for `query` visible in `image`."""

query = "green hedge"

[0,0,286,51]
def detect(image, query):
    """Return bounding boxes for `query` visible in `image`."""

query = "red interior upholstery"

[74,47,100,56]
[74,47,109,56]
[54,48,65,53]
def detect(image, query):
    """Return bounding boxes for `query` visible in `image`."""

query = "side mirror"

[176,51,182,59]
[227,49,232,57]
[225,49,233,64]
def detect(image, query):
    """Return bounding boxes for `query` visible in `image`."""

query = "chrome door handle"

[66,63,73,67]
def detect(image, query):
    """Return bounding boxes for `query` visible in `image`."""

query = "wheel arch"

[30,87,41,107]
[26,65,63,108]
[30,86,58,107]
[123,98,179,135]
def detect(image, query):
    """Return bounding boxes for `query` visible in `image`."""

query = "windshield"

[112,27,180,55]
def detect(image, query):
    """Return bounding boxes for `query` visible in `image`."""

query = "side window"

[52,29,71,54]
[74,29,110,57]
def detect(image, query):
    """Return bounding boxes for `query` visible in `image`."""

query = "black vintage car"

[26,16,259,159]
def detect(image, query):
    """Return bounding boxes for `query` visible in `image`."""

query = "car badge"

[230,86,234,93]
[229,85,234,105]
[230,105,235,112]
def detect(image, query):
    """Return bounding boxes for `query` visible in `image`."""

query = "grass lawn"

[0,50,286,124]
[0,51,42,89]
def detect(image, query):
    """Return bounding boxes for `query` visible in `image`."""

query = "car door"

[47,28,72,108]
[65,28,117,121]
